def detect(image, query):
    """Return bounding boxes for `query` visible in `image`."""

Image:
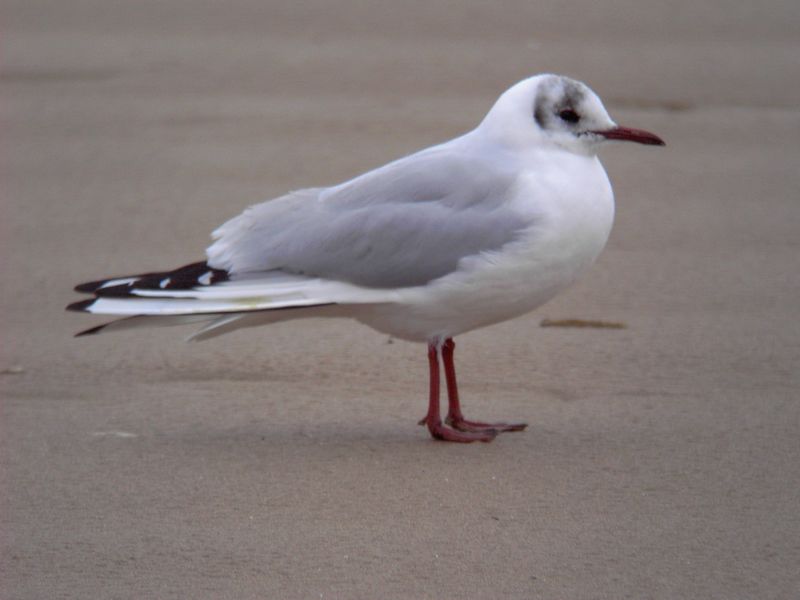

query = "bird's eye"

[558,109,580,123]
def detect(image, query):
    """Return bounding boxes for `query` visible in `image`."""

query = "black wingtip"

[72,261,230,297]
[75,323,107,337]
[74,280,104,294]
[66,298,95,312]
[94,284,136,298]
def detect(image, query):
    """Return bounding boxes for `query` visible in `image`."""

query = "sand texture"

[2,1,799,598]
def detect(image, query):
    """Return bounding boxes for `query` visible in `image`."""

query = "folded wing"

[68,138,536,339]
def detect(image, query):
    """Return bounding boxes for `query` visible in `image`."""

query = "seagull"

[68,74,664,443]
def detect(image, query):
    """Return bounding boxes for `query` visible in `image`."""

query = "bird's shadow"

[153,421,536,459]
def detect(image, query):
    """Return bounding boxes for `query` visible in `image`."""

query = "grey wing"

[206,145,533,288]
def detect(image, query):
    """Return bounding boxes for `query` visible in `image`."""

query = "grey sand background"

[2,1,799,598]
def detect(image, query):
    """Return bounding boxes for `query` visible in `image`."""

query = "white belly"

[357,154,615,342]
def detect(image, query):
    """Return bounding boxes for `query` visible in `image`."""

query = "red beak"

[592,126,665,146]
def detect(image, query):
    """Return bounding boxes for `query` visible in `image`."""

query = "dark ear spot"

[533,94,547,128]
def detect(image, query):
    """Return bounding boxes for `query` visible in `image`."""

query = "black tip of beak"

[592,126,665,146]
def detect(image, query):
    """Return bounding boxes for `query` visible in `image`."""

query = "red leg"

[441,338,527,434]
[419,342,496,443]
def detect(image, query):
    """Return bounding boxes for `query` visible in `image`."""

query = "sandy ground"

[2,1,799,598]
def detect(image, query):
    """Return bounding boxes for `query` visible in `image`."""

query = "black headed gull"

[69,74,664,442]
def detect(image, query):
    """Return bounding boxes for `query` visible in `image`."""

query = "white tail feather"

[82,273,394,317]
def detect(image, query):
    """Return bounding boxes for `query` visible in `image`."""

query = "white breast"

[357,151,615,342]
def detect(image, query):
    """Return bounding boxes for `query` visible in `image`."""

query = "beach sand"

[2,1,799,597]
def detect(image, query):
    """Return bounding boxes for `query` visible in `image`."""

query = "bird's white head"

[479,74,664,154]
